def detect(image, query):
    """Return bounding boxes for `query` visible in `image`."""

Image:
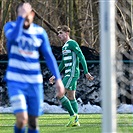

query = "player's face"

[58,30,67,42]
[24,11,35,29]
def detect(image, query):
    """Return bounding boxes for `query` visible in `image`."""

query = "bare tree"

[0,0,133,54]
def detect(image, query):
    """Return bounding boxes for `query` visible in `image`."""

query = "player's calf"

[28,115,39,130]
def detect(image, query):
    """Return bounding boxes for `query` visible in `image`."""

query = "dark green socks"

[70,99,78,114]
[60,96,75,116]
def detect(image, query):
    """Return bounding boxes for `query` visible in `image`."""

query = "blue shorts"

[7,81,44,116]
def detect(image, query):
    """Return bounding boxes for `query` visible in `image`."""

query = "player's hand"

[55,79,65,98]
[18,3,32,18]
[49,75,55,84]
[85,73,94,81]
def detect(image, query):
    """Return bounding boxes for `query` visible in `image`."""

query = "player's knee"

[56,93,64,99]
[67,95,75,100]
[28,116,38,130]
[16,115,28,128]
[56,89,65,99]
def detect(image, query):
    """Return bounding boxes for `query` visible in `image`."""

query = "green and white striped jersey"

[59,39,88,78]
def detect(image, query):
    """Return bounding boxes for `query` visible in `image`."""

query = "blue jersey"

[4,16,60,84]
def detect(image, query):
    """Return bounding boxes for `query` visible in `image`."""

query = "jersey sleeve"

[69,41,88,74]
[4,16,25,42]
[39,30,61,80]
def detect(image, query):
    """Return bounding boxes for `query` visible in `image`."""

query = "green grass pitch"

[0,113,133,133]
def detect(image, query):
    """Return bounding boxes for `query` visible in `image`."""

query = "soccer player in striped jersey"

[4,2,65,133]
[49,25,94,127]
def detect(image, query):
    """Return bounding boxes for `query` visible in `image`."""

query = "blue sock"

[28,128,39,133]
[14,125,26,133]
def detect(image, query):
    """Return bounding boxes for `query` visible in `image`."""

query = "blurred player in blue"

[4,2,65,133]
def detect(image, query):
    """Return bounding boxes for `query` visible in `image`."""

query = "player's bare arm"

[55,79,65,98]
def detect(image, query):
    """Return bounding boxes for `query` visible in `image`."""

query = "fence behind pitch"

[0,60,133,132]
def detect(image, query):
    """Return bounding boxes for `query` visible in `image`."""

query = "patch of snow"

[0,99,133,114]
